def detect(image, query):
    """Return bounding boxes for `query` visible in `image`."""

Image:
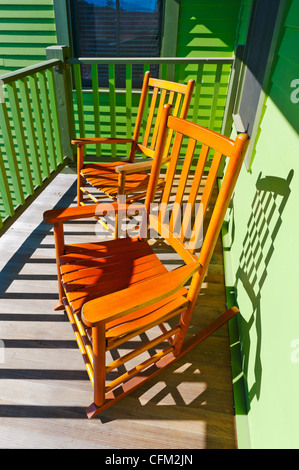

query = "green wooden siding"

[234,0,252,45]
[225,0,299,449]
[176,0,242,57]
[175,0,242,133]
[0,0,57,74]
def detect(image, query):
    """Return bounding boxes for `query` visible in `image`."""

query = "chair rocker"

[72,71,195,237]
[44,104,249,419]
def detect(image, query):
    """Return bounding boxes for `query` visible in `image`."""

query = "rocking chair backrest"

[129,72,195,163]
[143,106,249,345]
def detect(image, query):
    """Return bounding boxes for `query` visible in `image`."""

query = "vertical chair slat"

[163,92,182,158]
[142,86,158,148]
[46,68,63,165]
[168,90,175,107]
[125,64,132,159]
[169,137,197,235]
[28,74,50,178]
[200,150,223,218]
[0,146,15,217]
[108,64,116,158]
[142,64,150,139]
[17,77,42,186]
[159,131,184,224]
[0,99,25,205]
[6,81,34,195]
[190,150,223,253]
[38,71,57,171]
[150,88,167,150]
[172,92,182,117]
[181,143,210,243]
[91,64,101,157]
[209,64,222,130]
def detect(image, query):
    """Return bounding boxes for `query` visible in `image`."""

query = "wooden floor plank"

[0,170,237,449]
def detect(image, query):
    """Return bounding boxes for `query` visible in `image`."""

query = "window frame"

[53,0,180,80]
[232,0,288,170]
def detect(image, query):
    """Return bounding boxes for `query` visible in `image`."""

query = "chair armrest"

[43,202,141,224]
[115,160,153,175]
[71,137,134,146]
[82,262,200,327]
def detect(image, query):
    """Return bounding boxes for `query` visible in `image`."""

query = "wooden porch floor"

[0,168,237,449]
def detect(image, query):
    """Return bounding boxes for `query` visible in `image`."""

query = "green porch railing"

[0,47,235,232]
[0,58,68,230]
[64,55,234,161]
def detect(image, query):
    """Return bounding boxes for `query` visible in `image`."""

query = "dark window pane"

[70,0,162,87]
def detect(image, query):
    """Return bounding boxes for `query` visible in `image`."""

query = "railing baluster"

[161,64,168,81]
[178,63,185,84]
[17,77,42,186]
[91,64,101,157]
[108,64,116,158]
[38,70,57,171]
[0,99,25,206]
[209,64,222,131]
[73,64,85,139]
[6,81,34,195]
[46,67,63,165]
[28,74,50,178]
[0,57,70,231]
[125,64,132,159]
[0,146,15,217]
[192,64,204,124]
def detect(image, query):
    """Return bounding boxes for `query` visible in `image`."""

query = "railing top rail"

[67,57,234,66]
[0,59,62,85]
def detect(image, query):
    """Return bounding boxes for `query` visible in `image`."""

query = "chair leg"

[77,177,84,206]
[91,324,106,409]
[54,301,65,311]
[77,145,84,206]
[114,175,126,239]
[53,222,65,311]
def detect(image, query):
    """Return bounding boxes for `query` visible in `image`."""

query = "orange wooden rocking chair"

[44,104,249,419]
[72,71,195,237]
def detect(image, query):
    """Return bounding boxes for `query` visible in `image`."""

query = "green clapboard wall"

[225,0,299,449]
[0,0,57,74]
[173,0,242,133]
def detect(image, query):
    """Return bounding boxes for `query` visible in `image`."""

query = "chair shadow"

[232,170,294,410]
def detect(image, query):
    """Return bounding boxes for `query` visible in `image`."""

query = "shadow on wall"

[231,169,294,411]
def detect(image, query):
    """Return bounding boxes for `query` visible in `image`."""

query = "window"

[69,0,163,87]
[237,0,280,137]
[232,0,287,169]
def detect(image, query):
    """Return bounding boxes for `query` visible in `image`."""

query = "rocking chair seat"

[81,163,165,199]
[59,236,188,346]
[82,160,129,173]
